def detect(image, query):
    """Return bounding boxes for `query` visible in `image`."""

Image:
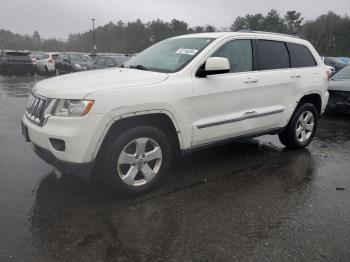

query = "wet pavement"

[0,74,350,262]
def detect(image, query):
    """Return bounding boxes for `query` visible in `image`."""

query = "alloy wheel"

[295,111,315,143]
[117,137,163,187]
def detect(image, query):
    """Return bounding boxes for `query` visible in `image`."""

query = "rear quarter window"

[41,54,50,60]
[286,43,317,68]
[257,40,290,70]
[56,54,64,61]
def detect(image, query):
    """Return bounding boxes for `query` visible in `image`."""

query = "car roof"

[173,31,308,45]
[62,52,90,55]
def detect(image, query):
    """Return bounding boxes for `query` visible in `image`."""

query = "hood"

[33,68,169,99]
[328,79,350,92]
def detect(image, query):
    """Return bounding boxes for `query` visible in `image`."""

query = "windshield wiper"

[128,64,149,71]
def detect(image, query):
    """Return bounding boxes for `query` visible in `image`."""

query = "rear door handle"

[291,74,301,79]
[244,78,259,84]
[244,111,257,115]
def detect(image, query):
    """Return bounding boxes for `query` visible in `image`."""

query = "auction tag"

[175,48,199,56]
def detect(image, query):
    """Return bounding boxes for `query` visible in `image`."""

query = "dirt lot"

[0,75,350,262]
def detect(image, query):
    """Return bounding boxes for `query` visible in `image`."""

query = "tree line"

[0,10,349,56]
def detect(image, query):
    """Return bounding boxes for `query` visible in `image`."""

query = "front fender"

[89,108,188,161]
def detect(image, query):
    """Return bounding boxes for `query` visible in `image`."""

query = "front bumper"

[33,143,94,177]
[327,90,350,112]
[22,112,111,166]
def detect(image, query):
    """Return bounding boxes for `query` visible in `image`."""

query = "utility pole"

[92,18,97,55]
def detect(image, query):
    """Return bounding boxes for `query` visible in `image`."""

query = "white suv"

[36,53,59,74]
[22,32,329,195]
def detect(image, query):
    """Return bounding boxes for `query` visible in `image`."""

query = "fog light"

[49,138,65,152]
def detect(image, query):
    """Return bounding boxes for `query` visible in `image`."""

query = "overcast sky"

[1,0,349,39]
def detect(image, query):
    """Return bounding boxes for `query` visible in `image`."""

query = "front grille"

[24,93,49,126]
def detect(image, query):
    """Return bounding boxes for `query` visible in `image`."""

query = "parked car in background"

[22,32,329,196]
[338,57,350,64]
[0,50,34,76]
[30,52,45,71]
[36,52,59,74]
[55,52,93,75]
[322,56,347,72]
[328,64,350,113]
[87,54,130,70]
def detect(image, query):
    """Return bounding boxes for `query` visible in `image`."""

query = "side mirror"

[196,57,230,77]
[64,59,70,63]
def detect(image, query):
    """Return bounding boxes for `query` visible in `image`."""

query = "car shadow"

[30,138,316,261]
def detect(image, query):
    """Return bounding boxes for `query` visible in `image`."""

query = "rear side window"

[286,43,316,68]
[56,54,64,61]
[106,58,116,67]
[212,39,253,73]
[257,40,290,70]
[41,54,50,60]
[95,58,106,66]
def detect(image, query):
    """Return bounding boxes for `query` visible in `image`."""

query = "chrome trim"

[197,109,284,129]
[24,92,50,127]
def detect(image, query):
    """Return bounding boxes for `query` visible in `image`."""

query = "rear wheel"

[99,126,172,196]
[279,103,318,149]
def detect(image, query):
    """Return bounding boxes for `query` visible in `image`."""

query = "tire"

[99,126,173,196]
[279,103,318,149]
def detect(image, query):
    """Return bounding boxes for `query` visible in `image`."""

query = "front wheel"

[99,126,172,196]
[279,103,318,149]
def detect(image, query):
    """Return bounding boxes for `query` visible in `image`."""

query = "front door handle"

[244,79,259,84]
[291,74,301,79]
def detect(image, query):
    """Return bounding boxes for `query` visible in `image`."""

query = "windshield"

[30,53,45,60]
[124,37,215,73]
[339,57,350,63]
[70,54,93,63]
[330,57,346,64]
[332,65,350,80]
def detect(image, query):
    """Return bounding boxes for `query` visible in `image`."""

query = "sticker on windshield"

[175,48,199,56]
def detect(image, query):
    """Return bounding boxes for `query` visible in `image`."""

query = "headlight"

[52,99,94,117]
[75,63,82,69]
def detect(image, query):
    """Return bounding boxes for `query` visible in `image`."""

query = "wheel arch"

[282,92,322,130]
[93,110,183,162]
[297,92,322,115]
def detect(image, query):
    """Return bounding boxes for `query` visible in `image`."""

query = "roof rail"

[238,30,299,39]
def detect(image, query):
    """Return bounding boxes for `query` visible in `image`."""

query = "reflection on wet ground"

[0,75,350,261]
[0,75,46,98]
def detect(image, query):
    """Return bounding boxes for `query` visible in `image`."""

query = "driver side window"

[96,58,106,66]
[212,39,253,73]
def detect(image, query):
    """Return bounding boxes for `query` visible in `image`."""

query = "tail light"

[326,69,332,80]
